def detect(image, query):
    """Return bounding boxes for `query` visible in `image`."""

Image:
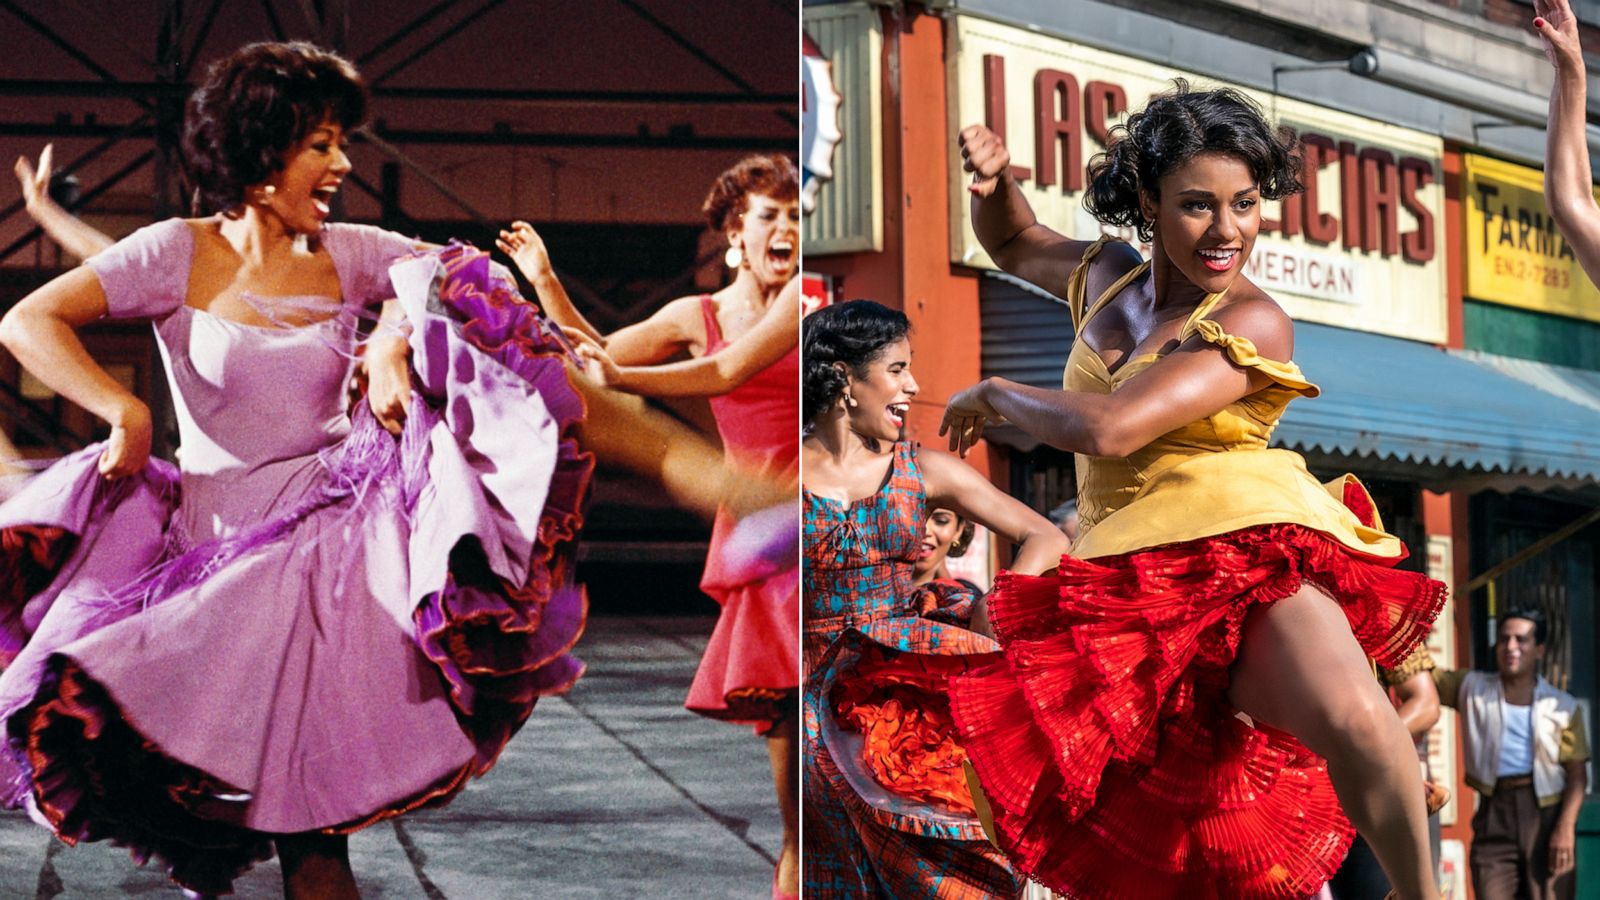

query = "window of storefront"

[1469,490,1600,718]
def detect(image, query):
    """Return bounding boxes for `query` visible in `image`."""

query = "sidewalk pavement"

[0,617,780,899]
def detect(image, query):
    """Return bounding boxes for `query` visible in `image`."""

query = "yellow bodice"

[1063,238,1402,561]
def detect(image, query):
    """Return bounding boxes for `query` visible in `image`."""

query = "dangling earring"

[724,243,743,269]
[844,394,858,408]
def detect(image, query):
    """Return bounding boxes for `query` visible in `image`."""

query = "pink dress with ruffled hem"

[683,295,800,735]
[0,222,592,892]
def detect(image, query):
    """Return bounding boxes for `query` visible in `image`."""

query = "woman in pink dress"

[0,42,590,896]
[498,154,801,898]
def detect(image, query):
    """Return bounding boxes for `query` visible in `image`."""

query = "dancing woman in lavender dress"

[0,42,589,896]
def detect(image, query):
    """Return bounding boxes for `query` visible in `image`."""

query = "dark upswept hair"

[1084,79,1302,242]
[1500,607,1549,646]
[803,299,910,425]
[702,154,800,233]
[182,41,368,215]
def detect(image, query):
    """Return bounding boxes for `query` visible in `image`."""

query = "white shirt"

[1497,699,1535,776]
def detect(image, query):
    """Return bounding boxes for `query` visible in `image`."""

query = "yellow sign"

[1464,153,1600,321]
[947,16,1447,344]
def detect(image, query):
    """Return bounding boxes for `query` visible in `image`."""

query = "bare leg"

[277,832,360,900]
[766,711,800,896]
[1227,585,1436,900]
[575,378,792,522]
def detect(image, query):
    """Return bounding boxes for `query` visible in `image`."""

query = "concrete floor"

[0,617,781,899]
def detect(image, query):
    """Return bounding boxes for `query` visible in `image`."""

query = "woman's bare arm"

[962,124,1125,298]
[581,279,798,397]
[1536,1,1600,284]
[497,220,605,343]
[920,449,1069,577]
[0,267,150,476]
[941,297,1293,458]
[15,146,115,262]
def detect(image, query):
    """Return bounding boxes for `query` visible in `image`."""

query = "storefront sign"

[1464,153,1600,322]
[801,271,836,316]
[947,16,1447,343]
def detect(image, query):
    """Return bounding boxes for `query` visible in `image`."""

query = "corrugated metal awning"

[1281,325,1600,485]
[1449,349,1600,416]
[977,273,1600,486]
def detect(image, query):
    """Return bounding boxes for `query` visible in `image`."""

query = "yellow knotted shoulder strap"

[1066,235,1115,331]
[1192,318,1321,396]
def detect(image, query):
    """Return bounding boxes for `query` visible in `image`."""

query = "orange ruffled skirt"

[948,524,1445,900]
[834,644,978,814]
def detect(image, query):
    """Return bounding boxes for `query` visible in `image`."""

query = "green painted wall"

[1579,798,1600,897]
[1463,301,1600,371]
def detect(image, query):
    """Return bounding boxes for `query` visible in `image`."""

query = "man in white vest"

[1434,607,1589,900]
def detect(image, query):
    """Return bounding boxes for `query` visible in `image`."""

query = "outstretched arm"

[497,220,605,344]
[962,124,1124,299]
[498,219,699,366]
[0,267,149,477]
[941,296,1293,458]
[1536,1,1600,284]
[15,146,115,262]
[920,449,1069,577]
[579,279,799,397]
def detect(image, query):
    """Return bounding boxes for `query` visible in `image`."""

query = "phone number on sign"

[1492,256,1572,290]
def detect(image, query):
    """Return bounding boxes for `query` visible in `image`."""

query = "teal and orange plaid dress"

[802,441,1021,899]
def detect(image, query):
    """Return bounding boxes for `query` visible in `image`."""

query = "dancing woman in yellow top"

[941,83,1446,900]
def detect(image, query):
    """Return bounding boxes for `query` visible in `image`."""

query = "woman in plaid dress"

[801,300,1067,898]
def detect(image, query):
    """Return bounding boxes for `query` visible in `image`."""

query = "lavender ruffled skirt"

[0,245,593,892]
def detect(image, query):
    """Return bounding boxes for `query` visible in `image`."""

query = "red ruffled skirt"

[948,524,1446,900]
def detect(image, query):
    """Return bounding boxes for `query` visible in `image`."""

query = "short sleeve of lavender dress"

[321,222,420,308]
[85,218,194,320]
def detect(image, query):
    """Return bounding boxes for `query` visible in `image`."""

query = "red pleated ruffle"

[949,524,1446,900]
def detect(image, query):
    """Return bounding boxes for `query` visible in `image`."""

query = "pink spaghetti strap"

[699,294,724,351]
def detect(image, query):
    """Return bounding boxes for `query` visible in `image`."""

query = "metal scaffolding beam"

[0,79,794,107]
[0,120,794,151]
[0,0,121,83]
[356,0,454,65]
[0,113,153,231]
[183,0,229,71]
[259,0,288,42]
[369,0,511,87]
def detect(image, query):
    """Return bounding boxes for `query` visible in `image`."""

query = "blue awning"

[1279,324,1600,485]
[977,273,1600,486]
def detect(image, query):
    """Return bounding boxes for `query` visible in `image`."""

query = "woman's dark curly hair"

[702,154,799,233]
[803,300,910,425]
[1084,80,1301,242]
[182,41,368,215]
